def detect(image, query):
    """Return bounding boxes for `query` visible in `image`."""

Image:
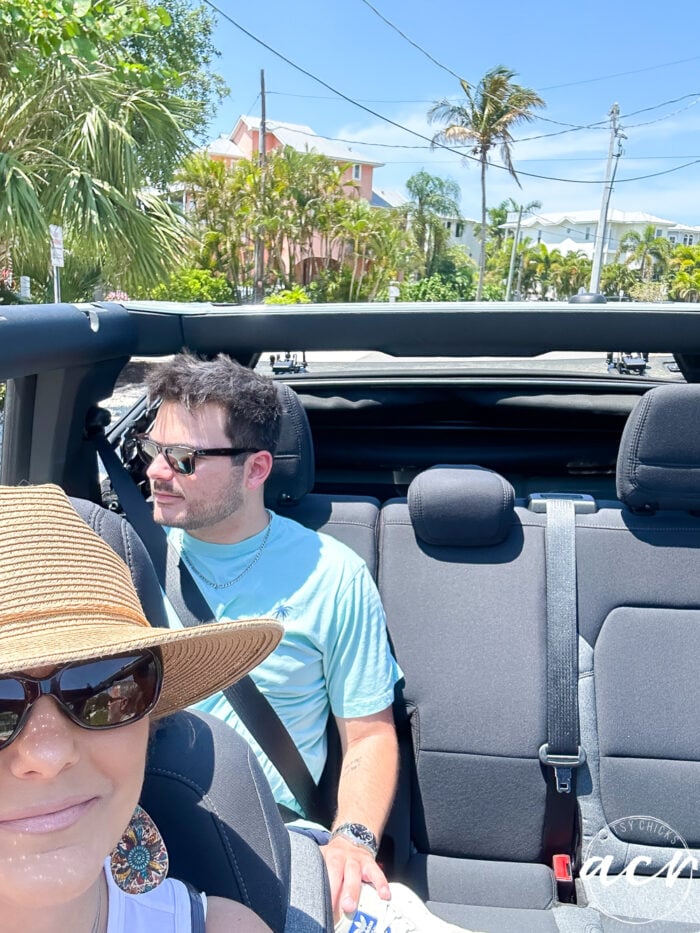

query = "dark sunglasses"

[0,649,162,751]
[135,434,260,476]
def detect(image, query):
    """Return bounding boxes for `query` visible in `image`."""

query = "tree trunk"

[477,157,487,300]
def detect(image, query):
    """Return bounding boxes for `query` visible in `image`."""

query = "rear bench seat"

[574,383,700,927]
[378,466,600,932]
[378,383,700,931]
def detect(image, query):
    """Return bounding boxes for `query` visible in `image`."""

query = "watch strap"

[330,822,378,856]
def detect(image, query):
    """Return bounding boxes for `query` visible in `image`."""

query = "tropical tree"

[600,262,639,299]
[616,224,671,282]
[551,250,592,298]
[0,0,219,296]
[404,171,462,277]
[429,66,545,299]
[667,244,700,301]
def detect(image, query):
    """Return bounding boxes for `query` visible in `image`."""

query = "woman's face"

[0,678,148,909]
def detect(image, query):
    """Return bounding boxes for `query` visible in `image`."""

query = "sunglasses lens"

[0,679,25,746]
[136,438,159,465]
[166,446,194,475]
[60,652,161,728]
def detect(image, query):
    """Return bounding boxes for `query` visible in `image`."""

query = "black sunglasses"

[0,649,162,751]
[135,435,260,476]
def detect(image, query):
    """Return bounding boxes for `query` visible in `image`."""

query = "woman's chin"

[0,844,104,907]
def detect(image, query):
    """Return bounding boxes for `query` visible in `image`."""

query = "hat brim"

[0,616,283,718]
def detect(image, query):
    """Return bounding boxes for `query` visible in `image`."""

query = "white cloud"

[335,102,700,225]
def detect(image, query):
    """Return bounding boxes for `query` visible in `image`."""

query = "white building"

[501,209,700,262]
[442,217,480,259]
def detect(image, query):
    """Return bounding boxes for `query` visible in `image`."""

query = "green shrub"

[264,285,311,304]
[146,269,234,303]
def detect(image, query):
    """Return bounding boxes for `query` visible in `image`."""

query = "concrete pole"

[254,69,267,303]
[505,207,523,301]
[589,103,620,295]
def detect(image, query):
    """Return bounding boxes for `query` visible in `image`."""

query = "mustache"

[151,481,178,495]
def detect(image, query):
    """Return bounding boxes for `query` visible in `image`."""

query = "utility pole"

[254,69,267,303]
[505,207,523,302]
[589,103,624,295]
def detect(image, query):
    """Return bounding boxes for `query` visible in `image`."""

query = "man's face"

[146,401,247,534]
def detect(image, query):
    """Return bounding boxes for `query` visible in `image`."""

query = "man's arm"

[322,707,399,917]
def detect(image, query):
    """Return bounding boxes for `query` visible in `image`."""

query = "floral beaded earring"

[110,805,169,894]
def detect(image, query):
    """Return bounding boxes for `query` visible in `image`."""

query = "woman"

[0,483,284,933]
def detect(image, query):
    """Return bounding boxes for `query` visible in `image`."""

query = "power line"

[357,0,463,83]
[202,0,700,186]
[538,56,700,91]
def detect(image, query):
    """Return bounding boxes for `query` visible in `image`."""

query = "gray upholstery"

[265,381,381,576]
[143,711,292,931]
[380,497,549,865]
[573,386,700,925]
[70,496,170,629]
[408,465,515,547]
[616,384,700,512]
[378,466,582,927]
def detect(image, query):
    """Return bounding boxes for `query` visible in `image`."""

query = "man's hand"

[321,833,391,917]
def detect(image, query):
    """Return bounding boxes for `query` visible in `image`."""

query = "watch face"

[337,823,378,854]
[350,823,374,844]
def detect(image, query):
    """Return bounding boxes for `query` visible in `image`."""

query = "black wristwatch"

[330,822,379,857]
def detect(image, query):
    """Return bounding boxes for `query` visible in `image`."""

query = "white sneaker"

[335,882,482,933]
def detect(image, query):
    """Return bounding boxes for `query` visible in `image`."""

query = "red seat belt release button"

[553,854,573,883]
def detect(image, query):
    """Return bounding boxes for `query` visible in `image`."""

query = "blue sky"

[204,0,700,225]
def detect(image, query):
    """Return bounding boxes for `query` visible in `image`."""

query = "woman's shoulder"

[106,869,270,932]
[205,896,271,932]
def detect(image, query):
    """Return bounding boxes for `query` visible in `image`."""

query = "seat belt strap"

[91,430,330,826]
[538,497,585,890]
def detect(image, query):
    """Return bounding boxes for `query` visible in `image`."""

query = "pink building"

[203,116,386,283]
[207,115,382,203]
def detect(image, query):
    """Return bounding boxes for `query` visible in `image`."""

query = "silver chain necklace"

[90,877,104,933]
[180,512,273,590]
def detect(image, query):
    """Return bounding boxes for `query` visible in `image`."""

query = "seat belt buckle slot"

[538,744,586,794]
[553,853,573,883]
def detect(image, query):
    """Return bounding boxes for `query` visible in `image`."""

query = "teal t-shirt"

[164,511,401,817]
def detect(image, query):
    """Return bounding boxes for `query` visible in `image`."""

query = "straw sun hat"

[0,484,283,718]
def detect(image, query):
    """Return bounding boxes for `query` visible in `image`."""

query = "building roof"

[205,134,245,159]
[370,187,409,208]
[513,209,678,228]
[235,115,383,167]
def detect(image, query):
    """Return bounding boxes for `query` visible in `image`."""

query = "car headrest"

[408,465,515,547]
[70,497,170,628]
[617,385,700,512]
[265,383,315,509]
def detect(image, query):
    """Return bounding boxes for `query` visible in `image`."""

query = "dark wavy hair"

[146,352,282,454]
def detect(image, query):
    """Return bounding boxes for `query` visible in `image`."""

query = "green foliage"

[404,171,461,277]
[400,271,474,302]
[180,148,418,302]
[0,1,166,75]
[264,285,311,305]
[429,66,546,299]
[123,0,228,184]
[629,281,669,302]
[1,0,229,293]
[144,268,234,302]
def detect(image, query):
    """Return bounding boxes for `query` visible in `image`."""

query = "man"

[142,352,401,920]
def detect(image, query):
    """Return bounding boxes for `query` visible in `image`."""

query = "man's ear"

[245,450,274,491]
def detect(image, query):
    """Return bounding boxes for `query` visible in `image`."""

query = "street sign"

[19,276,30,299]
[49,224,64,268]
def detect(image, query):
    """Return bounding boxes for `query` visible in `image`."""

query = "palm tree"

[1,52,195,295]
[429,67,545,299]
[616,224,671,282]
[404,171,462,277]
